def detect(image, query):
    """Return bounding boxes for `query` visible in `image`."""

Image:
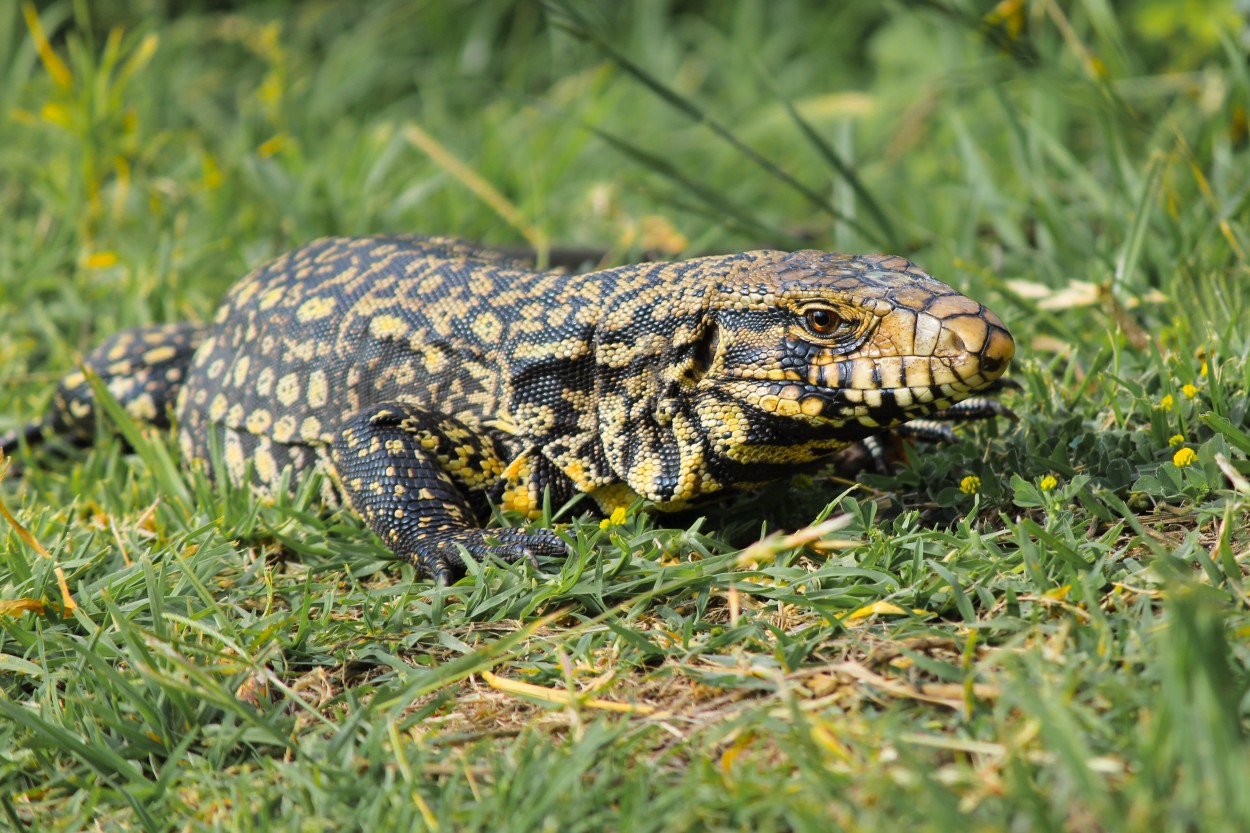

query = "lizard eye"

[804,308,839,336]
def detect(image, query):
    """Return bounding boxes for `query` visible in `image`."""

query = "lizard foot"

[413,527,568,583]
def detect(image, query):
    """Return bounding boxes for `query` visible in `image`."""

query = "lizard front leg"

[330,403,566,582]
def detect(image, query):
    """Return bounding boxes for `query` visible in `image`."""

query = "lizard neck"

[586,254,747,507]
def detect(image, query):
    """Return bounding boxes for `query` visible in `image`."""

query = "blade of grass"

[403,123,549,263]
[82,367,192,522]
[589,125,790,243]
[757,67,899,249]
[548,1,885,247]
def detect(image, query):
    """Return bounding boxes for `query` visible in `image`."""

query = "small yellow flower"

[1200,360,1208,377]
[1181,383,1198,399]
[1173,447,1197,467]
[201,154,224,191]
[83,251,119,269]
[258,133,289,158]
[41,102,71,127]
[1039,475,1058,491]
[959,475,981,495]
[1168,434,1185,448]
[599,506,628,529]
[1157,394,1174,412]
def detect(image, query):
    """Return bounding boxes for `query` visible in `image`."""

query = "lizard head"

[693,250,1014,452]
[588,248,1014,507]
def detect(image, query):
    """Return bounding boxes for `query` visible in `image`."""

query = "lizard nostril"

[948,328,966,353]
[978,328,1015,378]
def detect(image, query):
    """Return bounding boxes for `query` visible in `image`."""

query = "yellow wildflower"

[41,102,70,127]
[258,133,289,158]
[83,251,119,269]
[1168,434,1184,448]
[202,154,224,190]
[1039,475,1058,491]
[1172,447,1197,467]
[1157,394,1174,412]
[959,475,981,495]
[1181,383,1198,399]
[599,506,628,529]
[1200,360,1208,377]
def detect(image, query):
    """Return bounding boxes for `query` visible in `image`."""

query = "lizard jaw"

[716,308,1014,430]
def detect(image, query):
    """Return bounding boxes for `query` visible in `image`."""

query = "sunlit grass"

[2,1,1249,831]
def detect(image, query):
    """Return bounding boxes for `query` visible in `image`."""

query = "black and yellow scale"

[3,236,1015,581]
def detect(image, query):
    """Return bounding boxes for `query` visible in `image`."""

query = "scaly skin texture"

[3,236,1015,581]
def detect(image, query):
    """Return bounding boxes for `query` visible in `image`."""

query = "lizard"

[1,235,1015,582]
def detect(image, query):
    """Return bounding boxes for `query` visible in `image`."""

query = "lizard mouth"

[721,322,1015,428]
[724,379,984,426]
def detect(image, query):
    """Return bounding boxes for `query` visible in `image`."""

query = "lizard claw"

[492,527,568,569]
[411,527,567,581]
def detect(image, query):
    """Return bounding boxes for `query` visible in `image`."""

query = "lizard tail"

[3,322,210,459]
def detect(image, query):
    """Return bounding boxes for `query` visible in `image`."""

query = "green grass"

[3,1,1250,830]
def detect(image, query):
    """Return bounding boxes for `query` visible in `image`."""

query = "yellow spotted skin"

[4,236,1014,581]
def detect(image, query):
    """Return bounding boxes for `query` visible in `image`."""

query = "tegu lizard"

[3,236,1015,581]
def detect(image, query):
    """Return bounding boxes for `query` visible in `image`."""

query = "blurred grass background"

[2,1,1250,830]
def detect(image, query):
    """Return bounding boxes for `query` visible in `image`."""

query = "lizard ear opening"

[690,320,720,382]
